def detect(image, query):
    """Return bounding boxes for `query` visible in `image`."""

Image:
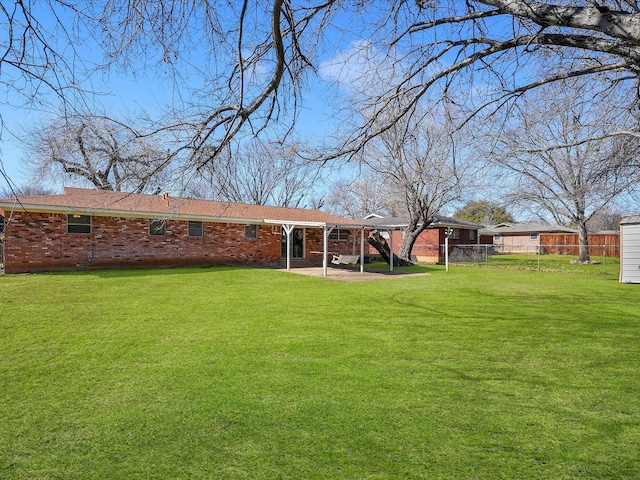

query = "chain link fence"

[441,244,620,276]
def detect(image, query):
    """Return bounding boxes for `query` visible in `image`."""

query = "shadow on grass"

[40,264,253,279]
[364,261,438,274]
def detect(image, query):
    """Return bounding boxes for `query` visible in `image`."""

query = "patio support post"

[445,234,449,272]
[360,228,365,274]
[282,224,295,271]
[323,226,329,277]
[445,227,452,272]
[350,229,359,255]
[389,230,394,272]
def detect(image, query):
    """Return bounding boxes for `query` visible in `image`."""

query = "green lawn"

[478,253,621,276]
[1,265,638,479]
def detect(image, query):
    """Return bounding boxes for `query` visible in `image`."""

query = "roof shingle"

[0,187,364,227]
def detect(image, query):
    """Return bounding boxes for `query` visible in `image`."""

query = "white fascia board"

[330,223,368,229]
[0,203,74,215]
[263,219,327,227]
[430,222,471,229]
[369,224,406,230]
[264,219,368,229]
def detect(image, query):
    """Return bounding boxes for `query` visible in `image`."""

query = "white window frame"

[328,229,350,241]
[67,214,92,234]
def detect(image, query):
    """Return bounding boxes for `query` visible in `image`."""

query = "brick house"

[0,188,367,274]
[365,215,483,263]
[480,222,578,254]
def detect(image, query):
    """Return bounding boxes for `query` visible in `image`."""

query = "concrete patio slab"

[278,266,429,282]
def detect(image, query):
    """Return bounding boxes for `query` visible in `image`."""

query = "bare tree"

[355,102,470,264]
[4,1,640,172]
[0,1,333,170]
[325,173,404,219]
[490,80,639,263]
[26,114,173,193]
[0,2,93,106]
[184,138,322,207]
[587,208,625,232]
[330,0,640,158]
[0,184,55,198]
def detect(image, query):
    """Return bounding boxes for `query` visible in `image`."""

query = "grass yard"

[478,253,621,276]
[1,265,639,479]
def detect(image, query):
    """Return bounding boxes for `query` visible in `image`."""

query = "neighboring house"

[365,214,483,263]
[481,222,577,254]
[620,213,640,283]
[0,215,3,267]
[0,187,366,274]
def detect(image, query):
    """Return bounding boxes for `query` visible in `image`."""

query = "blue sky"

[0,39,347,192]
[0,2,543,215]
[0,1,451,193]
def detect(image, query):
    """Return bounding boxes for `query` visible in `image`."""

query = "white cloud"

[318,40,399,94]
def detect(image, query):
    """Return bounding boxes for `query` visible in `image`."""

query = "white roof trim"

[263,219,367,228]
[263,219,327,227]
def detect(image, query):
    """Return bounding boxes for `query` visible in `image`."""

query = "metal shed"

[620,213,640,283]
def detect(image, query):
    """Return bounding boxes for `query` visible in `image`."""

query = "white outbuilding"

[620,213,640,283]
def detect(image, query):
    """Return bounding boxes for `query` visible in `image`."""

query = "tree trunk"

[367,231,414,266]
[576,221,591,263]
[397,224,426,262]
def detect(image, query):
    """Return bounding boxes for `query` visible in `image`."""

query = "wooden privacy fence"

[540,233,620,257]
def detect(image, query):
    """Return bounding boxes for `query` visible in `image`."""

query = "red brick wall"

[385,228,479,263]
[3,212,285,273]
[408,229,441,261]
[3,213,368,273]
[305,228,364,263]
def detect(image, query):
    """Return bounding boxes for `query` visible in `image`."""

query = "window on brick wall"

[449,228,460,239]
[149,219,166,236]
[67,214,91,234]
[469,229,477,241]
[245,224,258,239]
[329,229,350,241]
[188,221,203,237]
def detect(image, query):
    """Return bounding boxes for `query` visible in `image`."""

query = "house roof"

[0,187,366,228]
[480,222,577,235]
[620,212,640,225]
[364,214,482,230]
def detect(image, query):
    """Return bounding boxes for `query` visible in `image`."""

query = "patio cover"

[263,219,368,277]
